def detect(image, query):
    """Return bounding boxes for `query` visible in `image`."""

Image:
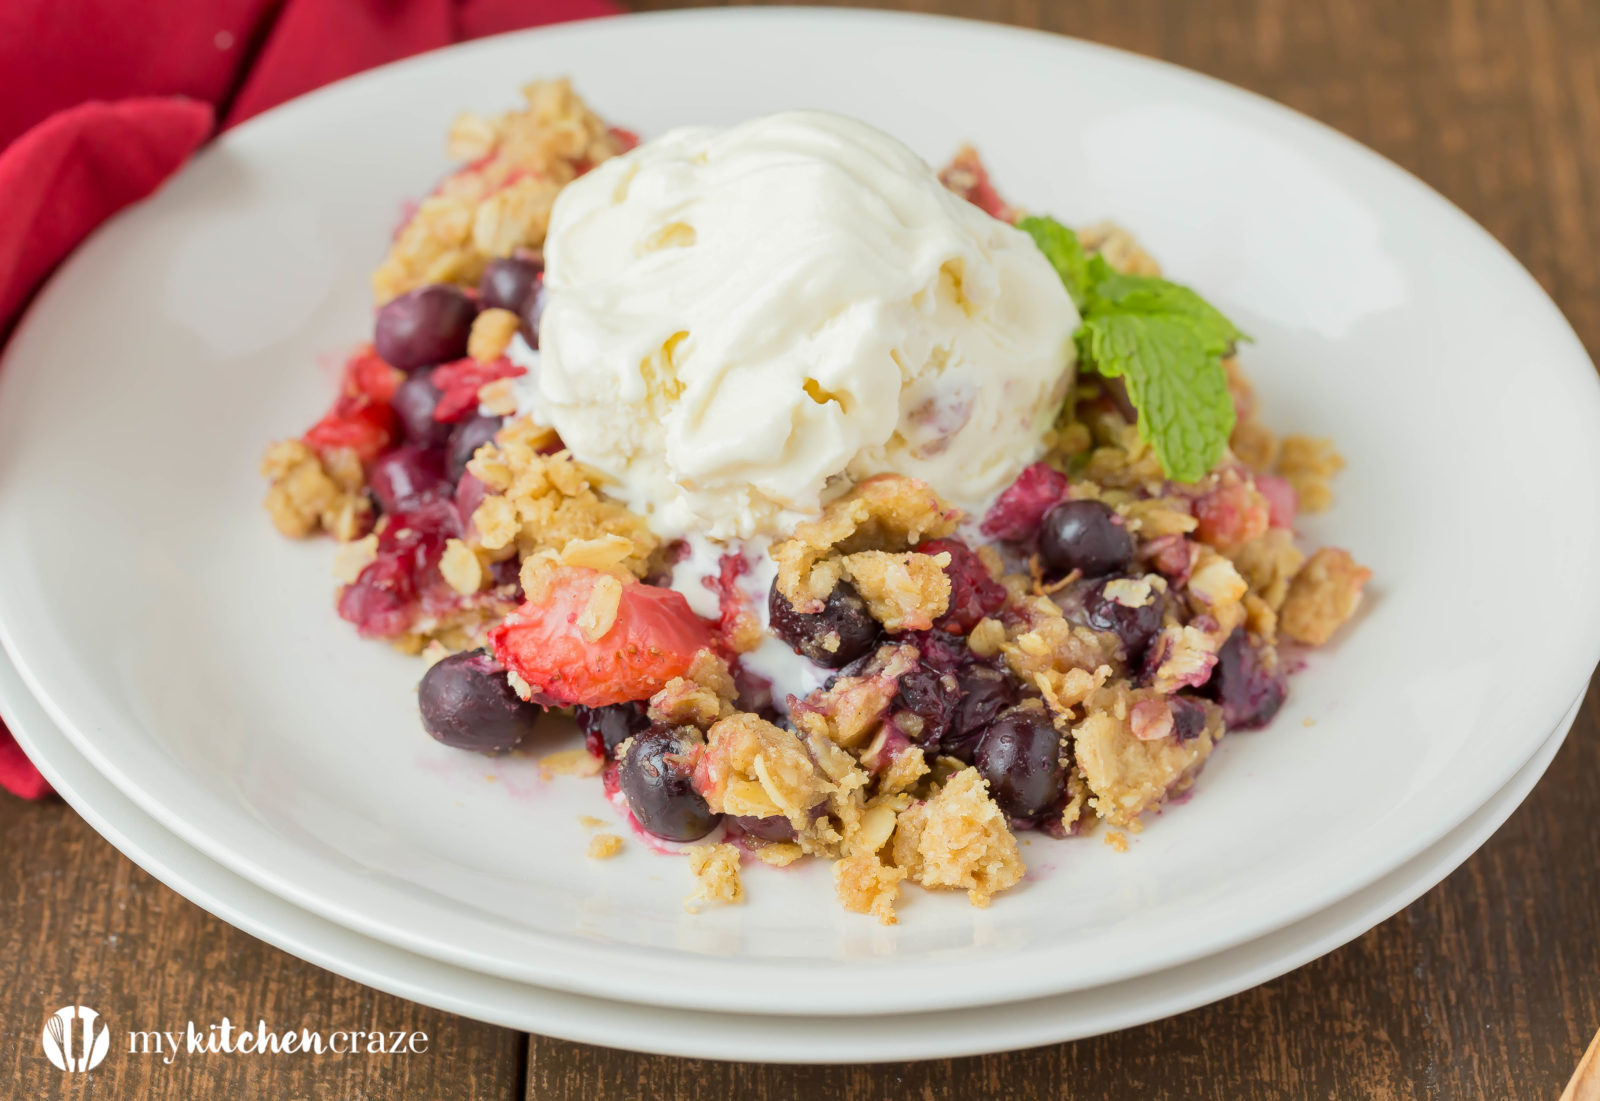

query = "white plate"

[1,8,1598,1017]
[0,648,1577,1062]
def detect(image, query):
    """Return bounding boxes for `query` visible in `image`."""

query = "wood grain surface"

[4,0,1599,1097]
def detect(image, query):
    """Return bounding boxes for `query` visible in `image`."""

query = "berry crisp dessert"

[261,80,1371,923]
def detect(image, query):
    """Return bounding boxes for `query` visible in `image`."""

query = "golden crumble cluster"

[261,440,371,542]
[465,419,660,579]
[372,79,627,303]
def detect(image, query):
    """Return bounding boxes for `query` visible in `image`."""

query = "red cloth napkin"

[0,0,618,800]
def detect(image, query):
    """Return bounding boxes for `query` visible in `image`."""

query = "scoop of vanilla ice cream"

[528,111,1079,540]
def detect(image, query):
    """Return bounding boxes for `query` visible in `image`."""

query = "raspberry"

[917,538,1006,633]
[980,461,1070,542]
[707,553,752,650]
[1193,477,1271,549]
[1255,474,1298,529]
[337,497,462,638]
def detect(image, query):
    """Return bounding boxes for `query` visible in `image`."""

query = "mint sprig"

[1019,216,1245,483]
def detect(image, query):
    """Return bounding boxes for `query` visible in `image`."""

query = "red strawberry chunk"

[304,395,394,463]
[303,346,401,463]
[490,566,713,708]
[346,345,402,403]
[430,356,527,423]
[981,461,1071,541]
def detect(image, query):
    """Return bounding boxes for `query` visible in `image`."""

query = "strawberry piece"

[304,396,394,462]
[346,345,402,403]
[430,356,527,423]
[302,346,401,463]
[489,567,713,708]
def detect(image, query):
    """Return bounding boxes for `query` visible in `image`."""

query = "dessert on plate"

[262,79,1370,923]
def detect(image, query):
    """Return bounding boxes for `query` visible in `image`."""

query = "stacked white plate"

[1,10,1597,1063]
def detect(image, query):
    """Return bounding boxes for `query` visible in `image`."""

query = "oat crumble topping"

[372,80,626,303]
[1279,547,1372,646]
[587,833,624,860]
[771,475,960,612]
[684,844,745,912]
[890,767,1024,909]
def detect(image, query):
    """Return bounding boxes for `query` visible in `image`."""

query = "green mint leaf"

[1017,215,1093,309]
[1077,268,1244,482]
[1019,213,1248,483]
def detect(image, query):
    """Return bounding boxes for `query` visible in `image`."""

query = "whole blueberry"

[1207,630,1287,731]
[731,814,797,842]
[1083,575,1164,661]
[518,277,549,348]
[1038,500,1135,578]
[974,706,1066,820]
[618,725,720,842]
[447,414,504,483]
[391,369,452,448]
[369,445,451,513]
[892,665,961,746]
[575,702,650,759]
[941,664,1016,762]
[768,581,882,669]
[478,257,542,314]
[375,284,476,371]
[418,650,541,752]
[1170,696,1209,742]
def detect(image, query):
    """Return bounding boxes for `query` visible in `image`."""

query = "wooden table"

[6,0,1599,1096]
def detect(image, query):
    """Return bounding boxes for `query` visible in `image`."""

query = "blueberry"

[768,581,882,669]
[391,369,452,448]
[618,725,720,842]
[1038,500,1135,578]
[478,257,542,314]
[575,702,650,759]
[974,706,1066,820]
[730,814,796,842]
[518,276,549,348]
[446,414,504,483]
[375,284,476,371]
[1083,576,1164,661]
[418,650,541,752]
[892,665,960,746]
[369,445,450,513]
[1207,631,1287,731]
[1170,696,1209,742]
[941,664,1015,762]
